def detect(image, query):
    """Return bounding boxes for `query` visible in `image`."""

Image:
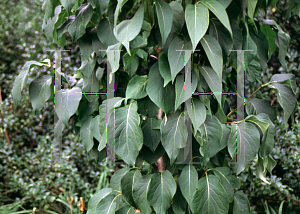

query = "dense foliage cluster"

[10,0,300,213]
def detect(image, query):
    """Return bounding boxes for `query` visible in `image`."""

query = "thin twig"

[227,84,263,118]
[15,103,29,116]
[149,55,158,60]
[273,185,300,208]
[222,121,237,124]
[89,20,97,27]
[9,118,34,140]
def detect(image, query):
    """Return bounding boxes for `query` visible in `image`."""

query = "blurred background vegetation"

[0,0,299,213]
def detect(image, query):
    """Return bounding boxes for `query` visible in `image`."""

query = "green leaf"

[90,116,102,148]
[116,205,135,214]
[275,30,290,71]
[95,191,121,214]
[114,0,129,26]
[212,167,241,202]
[243,23,257,68]
[191,174,229,214]
[57,16,75,39]
[53,6,68,46]
[80,116,94,152]
[178,164,198,206]
[136,49,148,62]
[160,112,188,165]
[247,0,257,21]
[209,19,233,59]
[141,144,165,164]
[88,0,108,17]
[158,51,172,87]
[96,67,105,81]
[253,114,275,159]
[147,171,177,214]
[125,55,139,77]
[126,75,148,99]
[170,1,185,34]
[142,118,161,152]
[137,97,160,118]
[92,33,106,58]
[61,87,82,127]
[110,167,130,191]
[12,60,50,110]
[198,66,222,106]
[172,183,187,214]
[29,75,52,113]
[200,0,232,36]
[246,98,274,122]
[199,115,223,159]
[87,188,113,214]
[42,0,60,21]
[78,34,93,60]
[121,169,142,207]
[146,62,175,114]
[245,115,270,134]
[268,82,296,126]
[185,3,209,51]
[155,0,173,47]
[98,100,111,148]
[97,18,119,47]
[83,69,100,102]
[233,191,250,214]
[227,122,260,174]
[270,74,297,94]
[123,49,138,67]
[246,57,262,84]
[260,23,277,58]
[79,56,96,78]
[189,98,206,134]
[107,42,122,74]
[217,0,232,8]
[250,27,268,72]
[168,35,192,83]
[107,101,143,165]
[114,3,145,55]
[132,174,153,214]
[256,155,270,184]
[200,35,223,79]
[220,124,230,150]
[174,71,198,111]
[60,0,77,14]
[69,4,94,41]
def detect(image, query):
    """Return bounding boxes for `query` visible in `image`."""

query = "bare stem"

[227,84,263,118]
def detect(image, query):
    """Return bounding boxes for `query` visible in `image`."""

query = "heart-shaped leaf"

[185,3,209,50]
[146,62,175,114]
[126,75,148,99]
[147,171,177,214]
[168,35,192,83]
[29,75,52,113]
[107,101,143,165]
[191,174,229,214]
[132,174,153,214]
[160,112,188,165]
[200,35,223,80]
[155,0,173,47]
[178,164,198,206]
[200,0,232,36]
